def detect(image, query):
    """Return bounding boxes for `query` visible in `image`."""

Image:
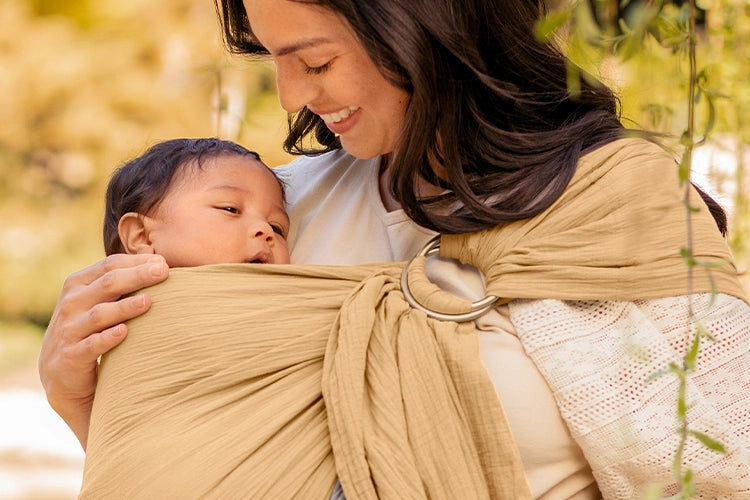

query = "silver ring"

[400,235,498,322]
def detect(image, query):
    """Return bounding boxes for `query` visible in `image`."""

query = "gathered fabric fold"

[81,263,532,499]
[323,269,530,499]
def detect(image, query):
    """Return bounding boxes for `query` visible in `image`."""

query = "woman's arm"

[509,294,750,497]
[38,253,169,449]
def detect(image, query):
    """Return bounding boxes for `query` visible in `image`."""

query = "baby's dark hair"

[103,137,282,255]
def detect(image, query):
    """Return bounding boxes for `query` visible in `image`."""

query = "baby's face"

[144,155,290,267]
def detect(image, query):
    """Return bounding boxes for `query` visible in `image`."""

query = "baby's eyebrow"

[207,185,247,194]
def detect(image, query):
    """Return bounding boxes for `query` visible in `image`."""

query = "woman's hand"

[38,254,169,449]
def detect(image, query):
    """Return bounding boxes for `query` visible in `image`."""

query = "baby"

[103,137,290,266]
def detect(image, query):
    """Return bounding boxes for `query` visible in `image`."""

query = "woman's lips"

[318,106,360,135]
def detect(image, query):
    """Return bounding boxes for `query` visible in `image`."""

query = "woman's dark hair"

[215,0,727,236]
[103,137,280,255]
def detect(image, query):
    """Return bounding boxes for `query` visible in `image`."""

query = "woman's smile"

[317,105,360,124]
[243,0,410,159]
[316,106,361,134]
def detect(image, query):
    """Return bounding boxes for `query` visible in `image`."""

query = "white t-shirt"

[276,150,435,265]
[275,150,598,499]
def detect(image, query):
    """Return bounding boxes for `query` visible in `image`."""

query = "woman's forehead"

[242,0,350,54]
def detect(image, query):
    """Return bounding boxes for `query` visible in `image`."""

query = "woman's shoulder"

[575,136,681,197]
[273,150,382,209]
[582,136,676,168]
[274,149,380,182]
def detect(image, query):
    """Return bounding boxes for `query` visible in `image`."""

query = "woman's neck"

[378,156,448,213]
[378,157,402,212]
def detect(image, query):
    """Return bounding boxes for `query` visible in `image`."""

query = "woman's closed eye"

[304,61,332,75]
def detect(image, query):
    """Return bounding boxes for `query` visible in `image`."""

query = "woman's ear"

[117,213,156,255]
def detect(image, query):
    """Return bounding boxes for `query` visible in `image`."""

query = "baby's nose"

[250,222,274,242]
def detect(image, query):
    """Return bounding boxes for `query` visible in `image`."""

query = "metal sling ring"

[400,235,499,322]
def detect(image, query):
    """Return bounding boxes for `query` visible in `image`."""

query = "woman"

[40,0,750,497]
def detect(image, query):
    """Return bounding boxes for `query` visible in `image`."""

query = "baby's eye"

[220,206,239,214]
[304,61,331,75]
[271,224,286,237]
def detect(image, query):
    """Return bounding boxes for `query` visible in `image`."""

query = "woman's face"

[243,0,410,159]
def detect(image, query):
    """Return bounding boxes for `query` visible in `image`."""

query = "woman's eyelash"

[304,61,331,75]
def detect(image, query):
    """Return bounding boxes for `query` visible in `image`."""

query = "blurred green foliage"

[549,0,750,286]
[0,0,747,337]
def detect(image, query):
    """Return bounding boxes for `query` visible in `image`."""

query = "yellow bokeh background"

[0,0,748,497]
[1,0,748,353]
[1,0,294,336]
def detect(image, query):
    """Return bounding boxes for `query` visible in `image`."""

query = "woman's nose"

[275,65,319,114]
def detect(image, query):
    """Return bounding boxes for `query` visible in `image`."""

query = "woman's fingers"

[38,254,169,446]
[54,255,168,339]
[64,253,168,301]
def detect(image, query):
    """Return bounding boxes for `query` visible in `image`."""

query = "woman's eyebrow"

[276,37,332,56]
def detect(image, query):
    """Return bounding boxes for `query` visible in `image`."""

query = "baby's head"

[104,138,290,267]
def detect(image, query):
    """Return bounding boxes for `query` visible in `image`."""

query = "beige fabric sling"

[411,139,746,317]
[81,263,531,499]
[80,138,746,499]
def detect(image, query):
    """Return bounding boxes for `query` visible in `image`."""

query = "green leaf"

[679,130,693,148]
[689,430,727,453]
[534,9,571,42]
[684,333,700,372]
[573,0,604,45]
[614,29,646,60]
[566,61,581,100]
[672,445,684,478]
[218,94,229,113]
[695,258,727,269]
[703,94,716,137]
[707,276,719,309]
[651,11,686,48]
[677,139,693,186]
[678,3,691,27]
[694,84,704,104]
[683,199,702,213]
[682,468,694,486]
[696,323,717,342]
[617,18,632,35]
[681,468,697,498]
[680,246,696,266]
[677,383,687,419]
[646,368,670,384]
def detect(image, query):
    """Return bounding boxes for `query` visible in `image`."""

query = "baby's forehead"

[178,153,270,179]
[190,150,264,168]
[176,153,284,196]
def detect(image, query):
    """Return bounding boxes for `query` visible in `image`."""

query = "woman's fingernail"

[150,263,166,276]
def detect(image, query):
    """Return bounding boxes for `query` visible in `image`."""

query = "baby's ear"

[117,213,155,255]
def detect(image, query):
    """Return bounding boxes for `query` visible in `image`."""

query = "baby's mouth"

[247,249,271,264]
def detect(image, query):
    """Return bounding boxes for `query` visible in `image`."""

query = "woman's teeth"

[320,106,359,123]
